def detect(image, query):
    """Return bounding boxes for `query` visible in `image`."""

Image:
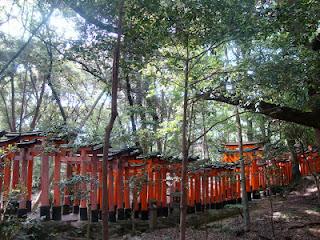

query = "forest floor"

[4,177,320,240]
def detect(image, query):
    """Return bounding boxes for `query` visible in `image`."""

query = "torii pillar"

[80,149,88,221]
[40,152,50,220]
[90,151,99,222]
[17,148,29,218]
[52,154,62,220]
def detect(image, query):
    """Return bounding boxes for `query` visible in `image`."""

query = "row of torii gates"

[0,131,319,222]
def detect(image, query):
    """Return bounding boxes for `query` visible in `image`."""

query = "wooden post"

[205,173,209,208]
[0,154,3,210]
[12,155,20,189]
[17,148,28,218]
[63,162,72,215]
[3,153,12,202]
[52,154,62,220]
[26,152,34,212]
[252,158,260,199]
[155,168,161,208]
[215,175,220,208]
[124,166,131,219]
[40,152,50,220]
[133,168,139,219]
[147,165,153,206]
[80,149,88,221]
[140,175,148,220]
[195,173,201,211]
[161,167,168,217]
[190,176,195,212]
[90,151,99,222]
[73,163,81,214]
[108,159,116,222]
[98,164,103,219]
[210,174,214,208]
[117,158,124,220]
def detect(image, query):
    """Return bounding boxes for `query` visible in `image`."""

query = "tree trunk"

[235,106,250,231]
[180,43,189,240]
[146,94,162,153]
[0,89,13,131]
[136,75,148,153]
[246,115,254,142]
[102,2,123,239]
[18,73,27,133]
[30,76,46,130]
[125,74,139,146]
[201,107,209,159]
[287,139,301,182]
[46,42,68,124]
[10,74,16,132]
[78,87,106,130]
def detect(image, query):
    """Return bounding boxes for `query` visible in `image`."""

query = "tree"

[101,1,124,239]
[235,106,250,231]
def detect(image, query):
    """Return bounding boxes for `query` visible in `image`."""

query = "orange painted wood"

[80,149,87,208]
[98,167,102,208]
[113,160,118,207]
[124,167,130,209]
[147,167,153,203]
[3,153,12,200]
[64,163,72,206]
[190,176,195,206]
[91,152,98,210]
[19,148,28,209]
[12,157,20,188]
[40,153,50,206]
[141,180,148,211]
[195,173,200,204]
[214,176,218,203]
[73,164,81,207]
[117,159,124,209]
[53,154,61,206]
[108,161,114,212]
[161,168,167,207]
[155,170,161,206]
[210,174,214,204]
[0,156,3,208]
[27,158,33,201]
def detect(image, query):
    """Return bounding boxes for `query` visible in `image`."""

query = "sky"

[0,1,79,41]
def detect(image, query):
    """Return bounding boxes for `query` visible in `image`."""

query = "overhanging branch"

[198,92,320,129]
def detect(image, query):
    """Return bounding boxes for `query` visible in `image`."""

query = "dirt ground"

[118,178,320,240]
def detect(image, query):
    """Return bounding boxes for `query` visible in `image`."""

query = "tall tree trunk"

[78,87,106,130]
[30,76,46,130]
[146,95,162,153]
[201,107,209,159]
[102,2,123,239]
[136,76,148,153]
[125,74,139,146]
[235,106,250,231]
[246,115,254,142]
[180,43,189,240]
[10,74,16,132]
[45,42,68,124]
[18,73,27,132]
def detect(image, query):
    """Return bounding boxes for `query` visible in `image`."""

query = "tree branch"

[198,91,320,129]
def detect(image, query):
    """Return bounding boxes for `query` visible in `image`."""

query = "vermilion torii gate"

[1,131,318,222]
